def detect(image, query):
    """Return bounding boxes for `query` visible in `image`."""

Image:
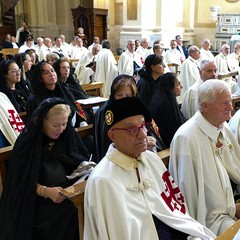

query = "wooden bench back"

[82,82,103,97]
[2,48,19,59]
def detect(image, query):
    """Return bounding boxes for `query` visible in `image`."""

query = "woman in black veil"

[27,61,91,126]
[149,72,186,148]
[0,97,90,240]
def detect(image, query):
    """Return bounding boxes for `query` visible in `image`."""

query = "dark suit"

[177,45,188,59]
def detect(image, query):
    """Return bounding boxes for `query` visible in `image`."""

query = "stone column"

[183,0,195,45]
[120,0,160,48]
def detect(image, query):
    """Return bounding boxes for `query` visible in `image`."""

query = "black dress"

[0,98,90,240]
[149,86,186,148]
[137,75,161,108]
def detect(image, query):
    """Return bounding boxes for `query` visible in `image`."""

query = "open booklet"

[60,158,96,198]
[75,97,108,105]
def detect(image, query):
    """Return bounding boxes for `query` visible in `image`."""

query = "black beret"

[104,97,152,127]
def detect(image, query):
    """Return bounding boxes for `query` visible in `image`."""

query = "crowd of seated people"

[1,29,240,240]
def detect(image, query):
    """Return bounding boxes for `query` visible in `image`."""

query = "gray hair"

[188,45,199,56]
[198,80,231,110]
[200,60,215,70]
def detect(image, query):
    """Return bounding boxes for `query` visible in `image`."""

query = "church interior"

[0,0,239,53]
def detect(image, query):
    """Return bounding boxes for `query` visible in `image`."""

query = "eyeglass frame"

[8,69,21,74]
[110,122,152,137]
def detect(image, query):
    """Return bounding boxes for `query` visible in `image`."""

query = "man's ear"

[201,102,208,112]
[108,129,115,142]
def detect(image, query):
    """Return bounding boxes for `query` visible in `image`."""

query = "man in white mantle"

[178,45,201,102]
[170,80,240,236]
[0,92,24,147]
[181,60,217,119]
[84,97,216,240]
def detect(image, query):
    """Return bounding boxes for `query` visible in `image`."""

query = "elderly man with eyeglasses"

[84,96,216,240]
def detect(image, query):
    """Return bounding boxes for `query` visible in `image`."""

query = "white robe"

[164,48,183,72]
[94,48,118,98]
[179,56,201,98]
[227,52,240,72]
[229,109,240,144]
[181,79,204,119]
[38,46,53,61]
[199,48,215,62]
[136,46,152,61]
[215,52,237,93]
[215,52,228,73]
[74,51,98,85]
[169,111,240,235]
[118,49,143,76]
[0,93,24,146]
[70,46,88,60]
[84,144,216,240]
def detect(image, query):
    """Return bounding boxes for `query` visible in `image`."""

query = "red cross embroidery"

[161,171,186,214]
[8,109,25,133]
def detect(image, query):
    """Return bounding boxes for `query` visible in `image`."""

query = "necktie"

[216,132,223,149]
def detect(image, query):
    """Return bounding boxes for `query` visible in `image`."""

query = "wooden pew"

[61,181,86,240]
[167,63,179,74]
[0,145,13,193]
[158,148,170,167]
[2,48,19,60]
[82,82,103,97]
[215,220,240,239]
[75,124,93,138]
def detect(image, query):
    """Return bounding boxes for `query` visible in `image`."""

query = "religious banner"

[127,0,137,20]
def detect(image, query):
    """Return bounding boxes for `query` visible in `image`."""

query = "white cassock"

[179,56,201,100]
[215,52,237,93]
[74,51,98,85]
[0,92,25,145]
[170,111,240,236]
[51,45,69,58]
[229,109,240,144]
[70,46,88,60]
[215,52,228,73]
[181,79,204,119]
[18,44,31,53]
[33,45,47,58]
[84,144,216,240]
[227,52,240,72]
[38,46,53,61]
[199,48,215,62]
[118,50,143,76]
[136,46,152,61]
[94,48,118,98]
[164,48,183,72]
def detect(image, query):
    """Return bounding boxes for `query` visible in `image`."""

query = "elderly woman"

[0,59,28,112]
[53,57,94,123]
[0,98,90,240]
[149,72,186,147]
[53,57,90,100]
[137,54,166,108]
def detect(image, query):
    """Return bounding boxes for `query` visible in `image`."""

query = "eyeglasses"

[111,122,151,137]
[9,69,21,74]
